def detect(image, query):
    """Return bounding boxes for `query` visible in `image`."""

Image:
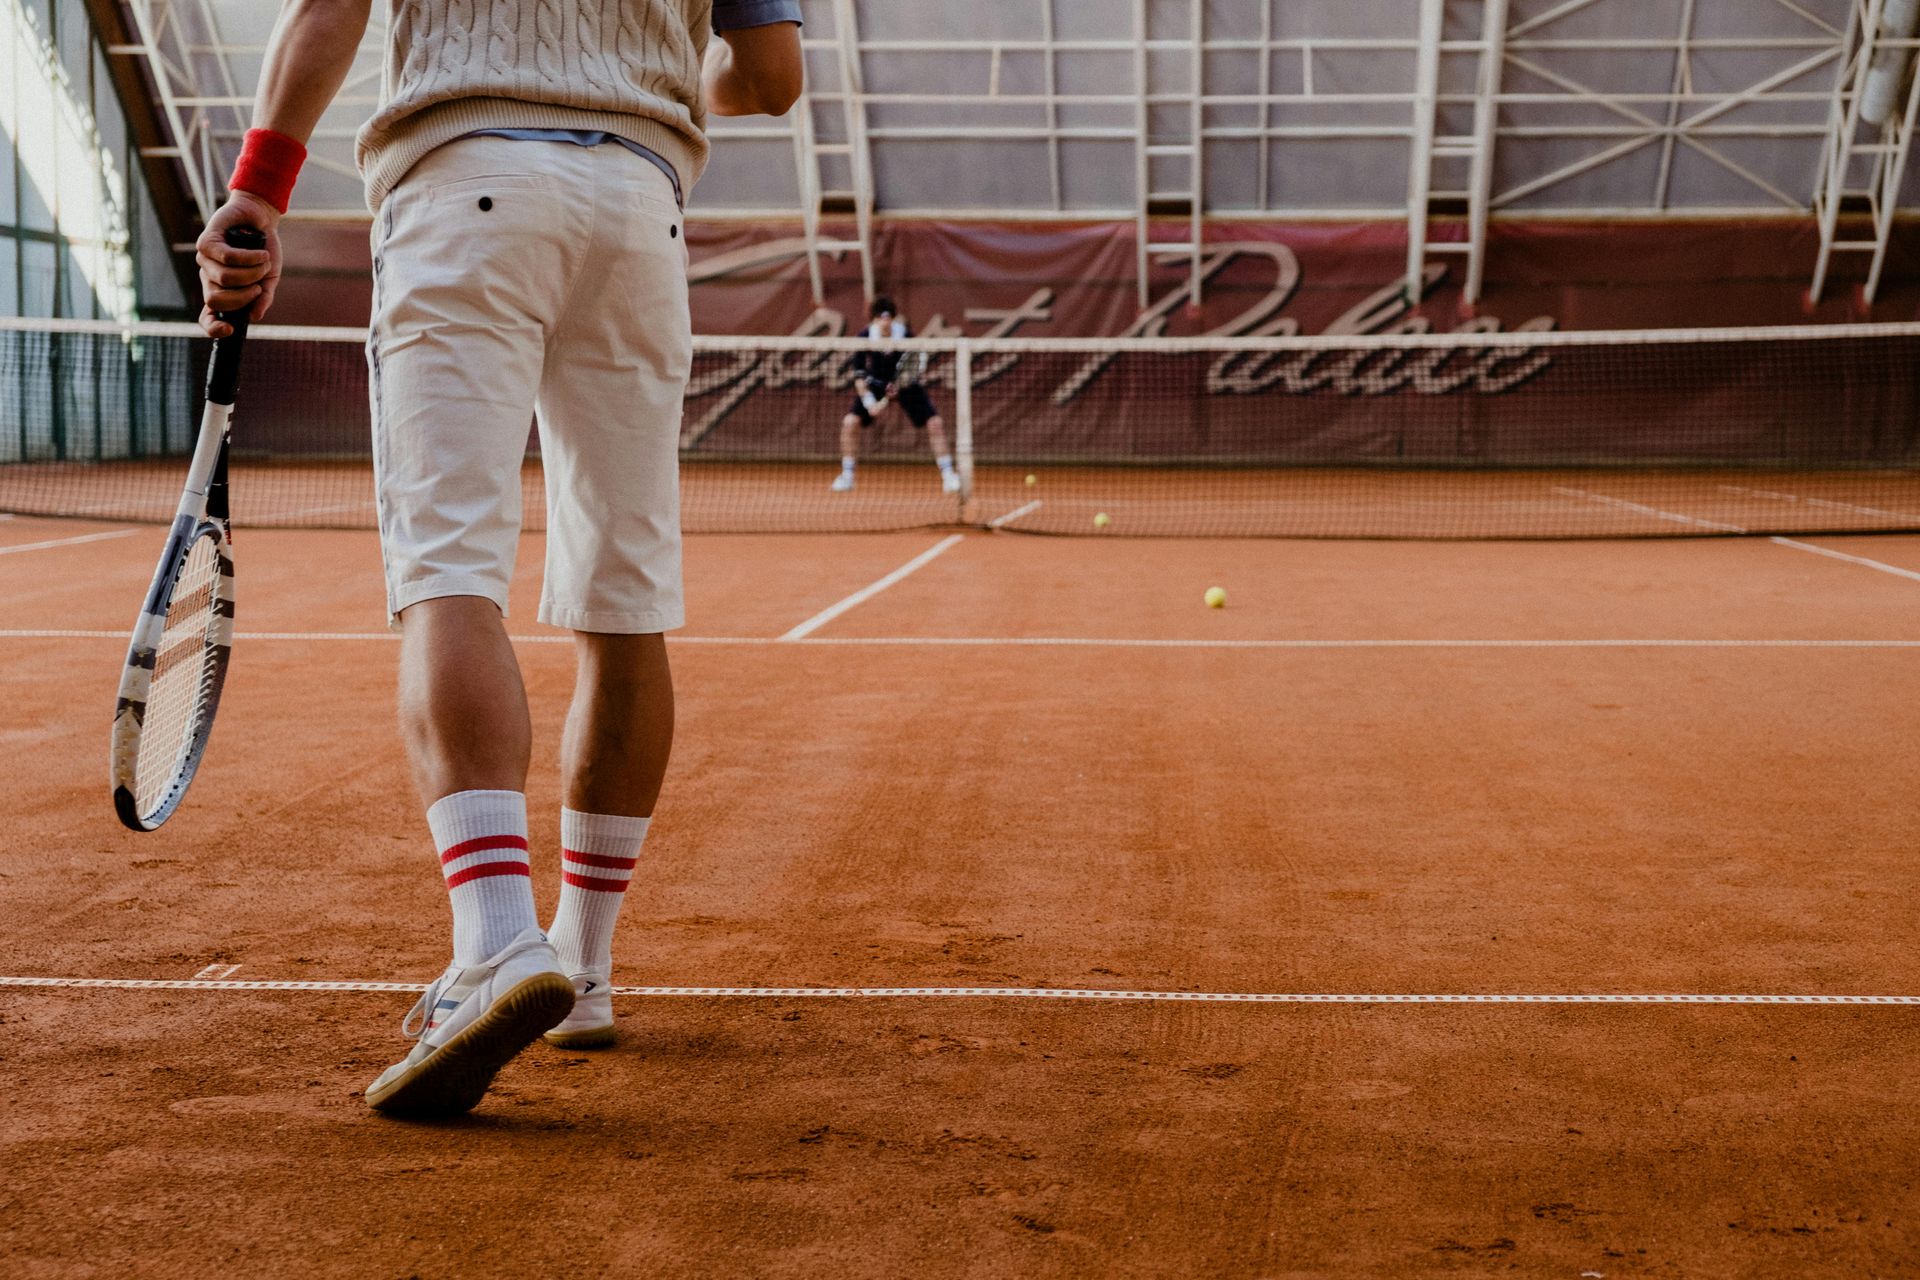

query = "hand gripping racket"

[858,350,927,414]
[110,226,262,831]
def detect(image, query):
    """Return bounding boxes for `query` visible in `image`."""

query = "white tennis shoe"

[364,928,574,1117]
[543,972,616,1048]
[941,469,961,494]
[830,470,856,492]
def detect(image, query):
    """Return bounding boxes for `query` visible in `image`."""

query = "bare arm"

[704,23,804,117]
[196,0,372,335]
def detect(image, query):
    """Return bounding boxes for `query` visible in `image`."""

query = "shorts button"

[478,196,493,211]
[670,224,679,239]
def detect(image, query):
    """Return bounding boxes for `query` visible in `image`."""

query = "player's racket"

[857,349,928,415]
[894,349,929,389]
[110,226,262,832]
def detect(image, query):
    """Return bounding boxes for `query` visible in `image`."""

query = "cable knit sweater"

[356,0,715,212]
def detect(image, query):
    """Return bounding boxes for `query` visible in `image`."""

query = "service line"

[0,975,1915,1005]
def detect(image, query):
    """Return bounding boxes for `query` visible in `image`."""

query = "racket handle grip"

[207,226,266,406]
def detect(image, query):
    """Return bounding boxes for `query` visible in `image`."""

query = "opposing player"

[832,297,959,494]
[194,0,802,1117]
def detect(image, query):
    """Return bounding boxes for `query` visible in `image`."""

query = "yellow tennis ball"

[1025,473,1038,487]
[1204,586,1227,609]
[1093,512,1111,528]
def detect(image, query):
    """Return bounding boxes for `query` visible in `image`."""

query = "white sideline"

[0,528,138,556]
[1551,487,1746,534]
[989,500,1044,529]
[1556,487,1920,583]
[3,630,1920,649]
[779,534,966,640]
[1717,484,1920,525]
[0,975,1914,1005]
[1770,537,1920,584]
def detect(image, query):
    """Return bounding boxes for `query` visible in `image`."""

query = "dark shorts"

[849,384,939,428]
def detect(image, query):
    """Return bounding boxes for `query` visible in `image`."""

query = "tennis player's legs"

[899,385,954,464]
[522,147,688,1044]
[362,136,690,1102]
[371,137,686,806]
[535,146,689,821]
[370,138,577,801]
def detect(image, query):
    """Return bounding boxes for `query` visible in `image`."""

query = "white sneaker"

[941,469,961,494]
[543,971,616,1048]
[365,928,574,1117]
[830,470,856,492]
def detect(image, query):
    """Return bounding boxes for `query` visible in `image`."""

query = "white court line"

[779,534,967,640]
[192,963,240,980]
[3,630,1920,649]
[1551,487,1748,534]
[0,975,1913,1005]
[989,499,1044,529]
[1556,488,1920,584]
[1770,538,1920,584]
[0,528,139,557]
[276,500,380,521]
[1718,484,1920,525]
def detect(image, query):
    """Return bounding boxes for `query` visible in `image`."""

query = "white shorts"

[368,135,690,633]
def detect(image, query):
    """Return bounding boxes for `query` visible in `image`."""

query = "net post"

[954,341,975,508]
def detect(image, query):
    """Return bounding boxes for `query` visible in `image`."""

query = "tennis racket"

[857,349,928,415]
[894,349,929,389]
[110,226,261,832]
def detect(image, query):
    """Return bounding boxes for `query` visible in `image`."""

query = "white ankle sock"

[841,457,857,473]
[936,454,955,473]
[547,809,650,977]
[427,790,540,965]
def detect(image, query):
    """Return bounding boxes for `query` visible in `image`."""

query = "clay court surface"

[2,513,1918,1276]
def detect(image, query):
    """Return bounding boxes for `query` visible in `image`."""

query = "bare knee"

[574,631,669,679]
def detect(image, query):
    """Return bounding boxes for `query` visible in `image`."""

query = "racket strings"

[134,535,222,813]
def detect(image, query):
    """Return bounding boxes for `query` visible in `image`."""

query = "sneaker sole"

[543,1022,617,1049]
[365,971,576,1117]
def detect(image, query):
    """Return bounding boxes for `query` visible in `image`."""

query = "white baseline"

[3,630,1920,649]
[0,975,1914,1005]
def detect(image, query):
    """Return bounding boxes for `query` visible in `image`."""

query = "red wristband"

[228,128,306,214]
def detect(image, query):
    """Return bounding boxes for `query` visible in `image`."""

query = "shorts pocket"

[428,174,551,202]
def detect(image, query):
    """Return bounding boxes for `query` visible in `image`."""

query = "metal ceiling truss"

[95,0,1920,307]
[1811,0,1920,301]
[104,0,385,238]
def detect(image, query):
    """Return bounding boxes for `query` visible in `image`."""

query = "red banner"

[275,217,1917,334]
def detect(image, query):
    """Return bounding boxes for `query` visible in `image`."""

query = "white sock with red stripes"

[546,809,649,977]
[426,790,541,965]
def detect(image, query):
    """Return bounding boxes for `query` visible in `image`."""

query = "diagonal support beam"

[82,0,201,305]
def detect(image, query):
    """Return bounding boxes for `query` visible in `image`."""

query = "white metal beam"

[93,0,1916,282]
[1465,0,1511,305]
[1404,0,1445,302]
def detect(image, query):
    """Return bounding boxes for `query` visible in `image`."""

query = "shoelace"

[396,935,547,1038]
[400,973,451,1039]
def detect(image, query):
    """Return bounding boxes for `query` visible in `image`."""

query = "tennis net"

[4,318,1919,539]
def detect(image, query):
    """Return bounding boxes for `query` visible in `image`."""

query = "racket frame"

[110,235,255,831]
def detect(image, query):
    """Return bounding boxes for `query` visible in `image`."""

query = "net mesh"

[5,319,1919,539]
